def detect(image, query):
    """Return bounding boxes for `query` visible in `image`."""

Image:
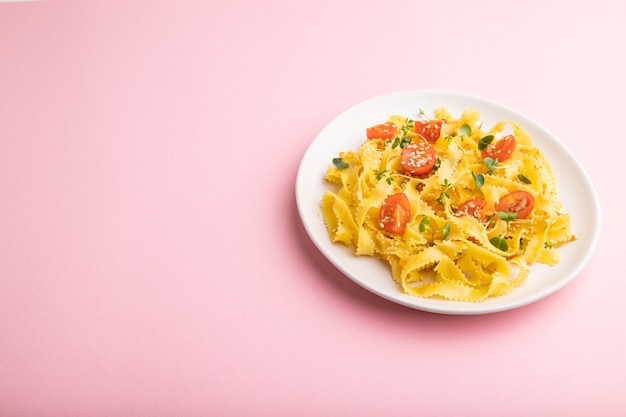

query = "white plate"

[295,90,601,315]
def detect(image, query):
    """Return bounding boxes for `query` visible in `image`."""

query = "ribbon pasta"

[320,108,575,302]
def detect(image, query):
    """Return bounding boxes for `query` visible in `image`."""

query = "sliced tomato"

[379,193,411,234]
[400,142,437,176]
[482,134,516,162]
[496,190,534,219]
[366,122,397,140]
[414,120,443,142]
[455,199,495,221]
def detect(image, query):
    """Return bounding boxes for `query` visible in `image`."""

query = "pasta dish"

[320,108,575,302]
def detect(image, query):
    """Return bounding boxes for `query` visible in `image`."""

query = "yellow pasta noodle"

[321,108,575,302]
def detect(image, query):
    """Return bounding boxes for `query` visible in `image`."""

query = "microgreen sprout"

[374,169,389,180]
[432,157,441,173]
[517,165,540,184]
[332,157,349,170]
[392,136,411,149]
[477,135,494,151]
[374,169,394,185]
[518,174,532,184]
[441,222,451,239]
[401,119,414,136]
[471,171,484,193]
[484,157,499,174]
[458,124,472,136]
[490,236,509,251]
[418,216,450,240]
[497,211,518,229]
[488,212,519,251]
[436,178,452,206]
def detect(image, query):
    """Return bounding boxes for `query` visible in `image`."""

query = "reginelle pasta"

[320,108,575,302]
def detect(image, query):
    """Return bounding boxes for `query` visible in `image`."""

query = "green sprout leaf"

[436,178,452,206]
[518,173,532,184]
[432,157,441,173]
[471,171,484,191]
[400,137,411,148]
[484,157,499,174]
[458,124,472,136]
[497,211,518,222]
[497,211,518,230]
[392,137,401,149]
[332,157,349,170]
[419,216,430,233]
[441,222,451,239]
[477,135,494,151]
[490,236,509,251]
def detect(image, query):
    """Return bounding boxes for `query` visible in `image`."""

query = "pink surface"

[0,1,621,416]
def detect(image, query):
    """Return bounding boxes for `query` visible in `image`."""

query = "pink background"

[0,1,621,416]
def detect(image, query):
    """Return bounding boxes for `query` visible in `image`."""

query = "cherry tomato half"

[496,190,534,219]
[366,122,397,140]
[455,199,495,221]
[379,193,411,234]
[482,134,517,162]
[414,120,443,142]
[400,142,437,176]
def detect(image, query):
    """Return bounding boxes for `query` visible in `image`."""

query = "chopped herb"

[518,173,532,184]
[419,216,430,233]
[332,157,349,170]
[544,242,553,249]
[490,236,509,251]
[400,137,411,148]
[477,135,494,151]
[484,157,498,174]
[443,135,454,142]
[392,137,401,149]
[458,124,472,136]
